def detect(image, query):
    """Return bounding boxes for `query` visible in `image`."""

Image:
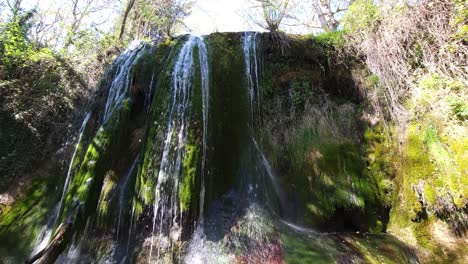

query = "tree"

[119,0,136,40]
[120,0,192,40]
[244,0,291,33]
[62,0,116,48]
[242,0,352,33]
[5,0,22,19]
[23,0,117,50]
[312,0,351,31]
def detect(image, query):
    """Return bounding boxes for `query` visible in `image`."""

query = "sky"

[185,0,316,35]
[14,0,315,36]
[184,0,264,34]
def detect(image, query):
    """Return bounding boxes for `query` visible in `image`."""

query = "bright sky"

[184,0,264,35]
[185,0,316,35]
[17,0,314,36]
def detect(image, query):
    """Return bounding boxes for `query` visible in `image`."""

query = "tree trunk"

[312,0,330,31]
[119,0,136,40]
[319,0,338,30]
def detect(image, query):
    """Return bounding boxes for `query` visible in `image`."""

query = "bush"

[342,0,381,34]
[447,97,468,121]
[0,18,88,192]
[315,31,345,48]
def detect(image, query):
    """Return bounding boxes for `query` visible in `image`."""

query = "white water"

[199,35,209,225]
[51,112,91,231]
[184,202,275,264]
[183,227,234,264]
[149,35,209,263]
[103,40,146,122]
[252,138,284,205]
[243,32,260,127]
[116,155,139,240]
[281,219,318,236]
[30,204,60,257]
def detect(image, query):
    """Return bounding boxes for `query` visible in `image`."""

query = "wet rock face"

[0,32,429,263]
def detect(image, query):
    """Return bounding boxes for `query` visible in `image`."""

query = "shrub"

[342,0,381,34]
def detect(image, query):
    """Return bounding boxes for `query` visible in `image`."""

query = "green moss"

[363,125,395,205]
[179,144,199,212]
[288,124,385,230]
[204,32,249,204]
[413,219,433,250]
[178,40,204,214]
[281,233,333,264]
[343,234,418,264]
[0,176,61,260]
[424,126,460,202]
[59,127,111,222]
[133,40,181,216]
[97,171,117,223]
[388,121,467,259]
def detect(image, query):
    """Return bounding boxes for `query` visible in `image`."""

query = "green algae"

[97,171,117,225]
[288,126,385,230]
[134,40,181,214]
[0,175,62,260]
[179,144,199,212]
[204,33,249,204]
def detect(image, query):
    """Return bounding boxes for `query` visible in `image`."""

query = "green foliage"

[122,0,192,40]
[417,74,467,122]
[314,31,345,48]
[447,97,468,121]
[451,0,468,41]
[418,74,446,90]
[289,77,310,110]
[0,20,32,67]
[342,0,381,33]
[0,18,86,193]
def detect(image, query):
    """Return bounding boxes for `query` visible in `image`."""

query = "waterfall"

[30,111,91,256]
[53,112,91,228]
[149,35,209,262]
[243,33,289,218]
[199,35,209,225]
[243,32,260,127]
[116,155,139,240]
[103,40,147,122]
[12,32,423,264]
[252,138,283,204]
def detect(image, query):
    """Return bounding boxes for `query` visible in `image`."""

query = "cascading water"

[14,32,422,264]
[54,112,91,226]
[244,32,281,207]
[243,32,260,127]
[184,32,279,264]
[117,155,139,240]
[199,36,209,225]
[252,138,286,209]
[148,35,209,263]
[30,111,92,257]
[50,40,146,237]
[31,41,153,263]
[104,40,147,122]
